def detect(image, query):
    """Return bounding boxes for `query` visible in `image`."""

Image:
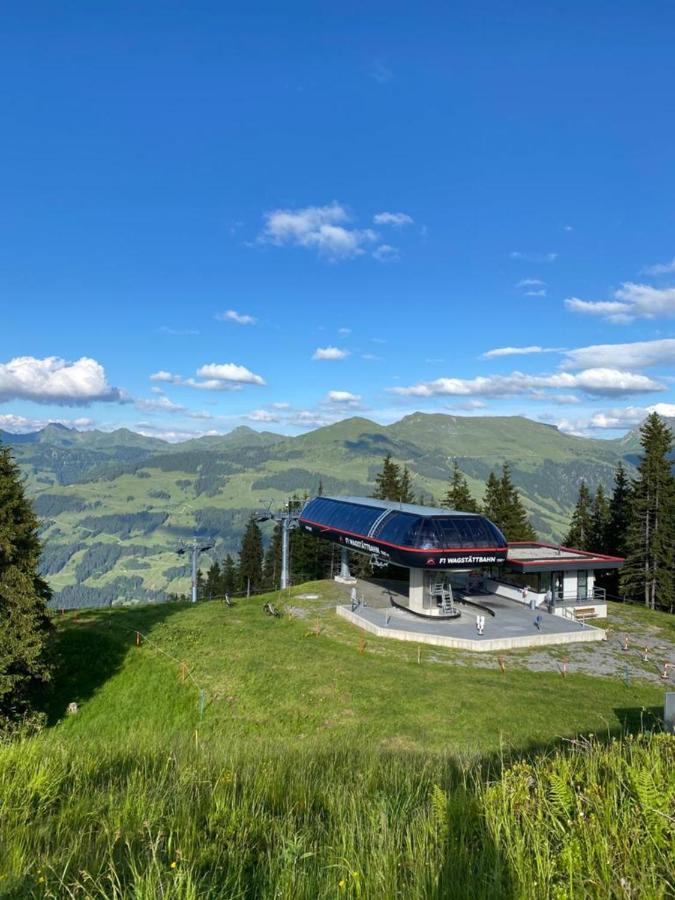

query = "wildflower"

[38,876,45,884]
[338,879,346,889]
[170,861,177,869]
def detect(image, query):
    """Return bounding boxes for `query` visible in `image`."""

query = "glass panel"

[577,570,588,601]
[411,519,441,549]
[375,513,422,546]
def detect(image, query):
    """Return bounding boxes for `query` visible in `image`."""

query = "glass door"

[553,571,564,603]
[577,570,588,602]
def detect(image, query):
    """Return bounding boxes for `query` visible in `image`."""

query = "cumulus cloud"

[545,402,675,435]
[373,211,413,227]
[327,390,361,404]
[510,251,558,263]
[563,338,675,371]
[260,203,377,260]
[247,409,280,423]
[390,368,665,399]
[482,346,564,359]
[642,257,675,276]
[313,346,349,361]
[372,244,399,262]
[565,282,675,322]
[0,356,122,406]
[0,414,96,433]
[216,309,257,325]
[150,363,265,391]
[135,395,186,414]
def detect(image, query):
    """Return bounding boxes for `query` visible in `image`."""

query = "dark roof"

[321,495,479,517]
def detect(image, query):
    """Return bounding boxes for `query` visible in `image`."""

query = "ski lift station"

[298,495,625,652]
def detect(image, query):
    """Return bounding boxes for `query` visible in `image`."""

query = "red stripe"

[299,517,507,555]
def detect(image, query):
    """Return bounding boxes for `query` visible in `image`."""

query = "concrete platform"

[336,588,606,652]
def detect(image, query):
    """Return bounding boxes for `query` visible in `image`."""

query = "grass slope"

[0,586,673,898]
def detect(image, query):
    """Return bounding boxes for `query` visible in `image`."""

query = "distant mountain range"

[2,413,672,607]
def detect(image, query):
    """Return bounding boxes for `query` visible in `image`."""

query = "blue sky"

[1,1,674,440]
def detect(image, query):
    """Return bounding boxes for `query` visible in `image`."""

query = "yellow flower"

[38,876,45,884]
[170,861,177,869]
[338,879,346,889]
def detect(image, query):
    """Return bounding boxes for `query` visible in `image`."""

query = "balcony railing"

[553,586,606,607]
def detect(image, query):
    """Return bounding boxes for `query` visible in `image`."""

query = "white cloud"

[0,414,96,433]
[135,395,186,414]
[391,368,665,399]
[372,244,399,262]
[150,363,265,391]
[0,356,122,406]
[134,423,221,443]
[216,309,257,325]
[525,289,547,297]
[150,370,177,383]
[158,326,200,336]
[362,353,382,361]
[642,257,675,276]
[247,409,280,423]
[338,327,351,336]
[545,402,675,435]
[445,400,488,411]
[563,338,675,371]
[510,251,558,263]
[482,345,564,359]
[373,211,414,227]
[260,203,377,260]
[565,282,675,322]
[516,278,547,288]
[196,363,265,386]
[327,390,361,404]
[312,346,349,361]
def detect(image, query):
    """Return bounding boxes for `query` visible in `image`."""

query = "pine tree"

[607,463,631,558]
[621,413,675,609]
[564,480,593,549]
[372,453,401,501]
[221,554,239,596]
[444,460,480,513]
[482,471,502,524]
[205,560,221,599]
[263,523,282,589]
[0,443,53,721]
[398,466,415,504]
[238,516,264,594]
[589,484,611,554]
[498,464,537,542]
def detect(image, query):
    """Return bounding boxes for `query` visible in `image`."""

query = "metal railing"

[553,586,606,607]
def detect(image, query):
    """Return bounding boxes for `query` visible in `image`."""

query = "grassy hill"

[1,586,672,898]
[0,413,657,606]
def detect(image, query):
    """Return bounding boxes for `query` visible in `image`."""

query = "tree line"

[564,413,674,610]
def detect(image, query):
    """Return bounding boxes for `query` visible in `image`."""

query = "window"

[302,499,382,535]
[410,519,440,549]
[374,512,423,546]
[434,516,501,548]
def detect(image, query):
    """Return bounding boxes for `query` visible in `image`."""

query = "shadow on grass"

[37,600,190,725]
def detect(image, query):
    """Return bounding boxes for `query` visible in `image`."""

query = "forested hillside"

[2,413,670,607]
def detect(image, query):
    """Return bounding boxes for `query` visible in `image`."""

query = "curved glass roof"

[300,496,507,550]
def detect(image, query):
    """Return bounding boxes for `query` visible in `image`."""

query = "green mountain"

[0,413,652,607]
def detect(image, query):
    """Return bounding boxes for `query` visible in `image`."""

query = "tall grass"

[1,732,673,898]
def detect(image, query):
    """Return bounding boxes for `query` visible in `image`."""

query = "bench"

[573,606,597,620]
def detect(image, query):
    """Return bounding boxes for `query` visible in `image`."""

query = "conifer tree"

[621,413,675,609]
[444,460,480,512]
[497,464,537,541]
[398,466,415,504]
[564,480,593,549]
[589,484,611,554]
[372,453,401,501]
[483,464,536,541]
[205,560,221,599]
[263,523,282,589]
[607,463,631,559]
[0,443,53,721]
[238,516,264,594]
[221,554,239,596]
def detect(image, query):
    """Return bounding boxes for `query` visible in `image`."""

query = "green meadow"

[1,585,673,898]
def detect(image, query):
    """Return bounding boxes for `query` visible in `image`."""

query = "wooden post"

[135,631,141,646]
[498,656,506,673]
